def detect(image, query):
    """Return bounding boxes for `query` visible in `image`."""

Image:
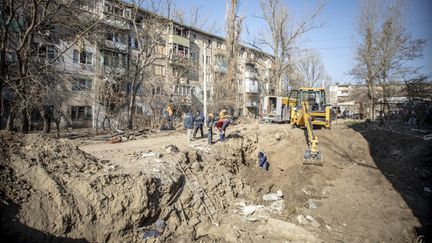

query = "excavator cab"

[289,88,331,129]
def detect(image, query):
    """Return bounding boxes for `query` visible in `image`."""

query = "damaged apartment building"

[2,0,273,129]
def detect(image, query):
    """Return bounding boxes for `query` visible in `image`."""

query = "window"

[102,50,126,68]
[171,44,189,58]
[191,52,199,63]
[174,85,192,95]
[73,50,93,64]
[123,8,131,18]
[72,79,92,91]
[154,65,165,76]
[206,55,211,64]
[217,42,222,49]
[71,106,92,121]
[106,32,122,43]
[192,34,197,41]
[36,45,57,61]
[156,45,165,55]
[129,37,138,49]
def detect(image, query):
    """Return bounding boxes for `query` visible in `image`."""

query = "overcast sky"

[173,0,432,84]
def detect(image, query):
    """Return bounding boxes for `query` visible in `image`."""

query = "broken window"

[72,79,93,91]
[71,106,92,121]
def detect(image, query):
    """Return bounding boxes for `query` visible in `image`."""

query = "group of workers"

[182,109,268,171]
[183,109,231,144]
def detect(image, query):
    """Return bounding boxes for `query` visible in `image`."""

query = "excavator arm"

[301,101,323,165]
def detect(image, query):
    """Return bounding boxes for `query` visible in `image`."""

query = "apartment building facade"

[4,0,273,129]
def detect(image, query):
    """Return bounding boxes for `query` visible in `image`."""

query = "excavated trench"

[0,129,259,242]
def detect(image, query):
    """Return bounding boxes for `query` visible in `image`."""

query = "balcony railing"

[244,71,257,80]
[104,40,128,51]
[168,34,190,48]
[244,79,259,93]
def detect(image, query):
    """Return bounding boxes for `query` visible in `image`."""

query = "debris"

[305,215,320,227]
[424,134,432,141]
[242,217,258,222]
[296,215,308,225]
[190,144,210,153]
[270,200,284,213]
[424,187,432,193]
[165,145,179,153]
[306,199,317,209]
[155,219,166,230]
[242,205,265,216]
[141,151,162,158]
[108,136,122,144]
[143,230,160,240]
[262,190,283,201]
[296,215,320,227]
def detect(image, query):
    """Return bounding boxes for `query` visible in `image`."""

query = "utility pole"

[203,41,210,119]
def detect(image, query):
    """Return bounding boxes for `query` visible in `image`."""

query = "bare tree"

[254,0,324,95]
[297,49,325,87]
[0,0,101,133]
[352,0,426,119]
[125,0,173,129]
[211,0,243,111]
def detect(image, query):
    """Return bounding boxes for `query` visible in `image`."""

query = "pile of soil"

[0,133,184,242]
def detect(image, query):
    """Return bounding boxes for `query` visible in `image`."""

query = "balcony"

[245,101,258,108]
[244,79,259,93]
[169,50,190,66]
[168,34,190,48]
[214,62,228,73]
[102,18,129,30]
[104,40,127,51]
[244,71,257,80]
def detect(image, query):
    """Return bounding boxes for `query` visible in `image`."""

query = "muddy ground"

[0,120,431,242]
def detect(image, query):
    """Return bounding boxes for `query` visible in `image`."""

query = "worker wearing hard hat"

[216,109,230,142]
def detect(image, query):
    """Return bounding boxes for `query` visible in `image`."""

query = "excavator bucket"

[303,149,323,166]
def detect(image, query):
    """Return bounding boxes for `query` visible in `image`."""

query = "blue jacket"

[259,154,267,167]
[194,113,204,128]
[183,112,194,129]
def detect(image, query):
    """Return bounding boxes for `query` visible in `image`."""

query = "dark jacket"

[194,113,204,128]
[183,112,194,129]
[259,153,267,167]
[207,115,214,129]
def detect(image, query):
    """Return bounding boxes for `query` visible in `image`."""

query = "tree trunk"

[55,117,61,137]
[21,109,29,134]
[6,110,14,131]
[41,109,51,133]
[127,92,137,130]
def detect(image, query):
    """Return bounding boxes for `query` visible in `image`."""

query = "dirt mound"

[0,133,183,242]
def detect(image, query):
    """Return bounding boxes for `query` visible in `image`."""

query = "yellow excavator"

[288,88,331,165]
